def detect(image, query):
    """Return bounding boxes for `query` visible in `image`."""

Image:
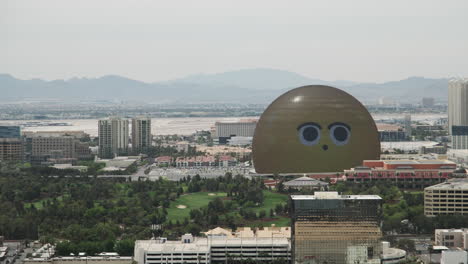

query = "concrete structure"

[424,179,468,216]
[448,79,468,149]
[203,226,291,239]
[132,117,152,154]
[134,234,290,264]
[24,256,132,264]
[213,120,257,144]
[0,138,23,162]
[381,241,406,264]
[290,192,382,264]
[441,249,467,264]
[283,176,329,191]
[0,126,21,138]
[435,229,468,249]
[98,118,129,158]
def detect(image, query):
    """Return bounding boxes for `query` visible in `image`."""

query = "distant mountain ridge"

[0,69,450,103]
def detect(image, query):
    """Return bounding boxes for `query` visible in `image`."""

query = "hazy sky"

[2,0,468,83]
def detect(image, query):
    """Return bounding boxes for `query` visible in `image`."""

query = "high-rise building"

[132,117,152,154]
[448,79,468,149]
[98,118,129,158]
[0,126,21,138]
[290,192,383,264]
[404,114,412,139]
[0,138,23,162]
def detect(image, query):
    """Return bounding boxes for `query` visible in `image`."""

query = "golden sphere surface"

[252,85,380,173]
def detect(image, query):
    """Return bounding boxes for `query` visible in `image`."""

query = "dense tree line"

[0,162,281,256]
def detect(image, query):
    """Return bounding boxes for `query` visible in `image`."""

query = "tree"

[115,239,135,256]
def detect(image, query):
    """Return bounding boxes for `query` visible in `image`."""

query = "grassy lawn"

[166,192,227,222]
[166,190,289,226]
[249,190,288,214]
[25,195,66,209]
[247,216,291,227]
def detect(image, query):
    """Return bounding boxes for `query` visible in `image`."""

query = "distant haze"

[0,69,450,103]
[1,0,468,83]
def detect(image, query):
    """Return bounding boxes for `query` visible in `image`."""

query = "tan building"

[99,118,129,158]
[132,117,152,154]
[0,138,23,162]
[424,179,468,216]
[24,256,132,264]
[32,136,76,160]
[435,229,468,249]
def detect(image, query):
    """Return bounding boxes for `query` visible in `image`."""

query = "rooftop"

[426,179,468,190]
[291,192,381,200]
[136,237,290,253]
[283,176,328,187]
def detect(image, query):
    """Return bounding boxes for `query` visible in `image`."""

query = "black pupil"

[334,126,348,141]
[303,127,318,142]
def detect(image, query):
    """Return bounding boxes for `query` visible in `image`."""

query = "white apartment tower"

[448,79,468,149]
[132,117,152,154]
[98,117,129,158]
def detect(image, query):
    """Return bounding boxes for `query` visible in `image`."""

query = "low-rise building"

[24,256,132,264]
[217,155,237,167]
[381,241,406,264]
[176,156,216,167]
[155,156,172,167]
[377,123,407,141]
[134,234,290,264]
[424,179,468,216]
[435,229,468,249]
[283,176,328,191]
[345,159,456,188]
[441,249,467,264]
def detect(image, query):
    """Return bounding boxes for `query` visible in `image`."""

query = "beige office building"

[98,118,129,158]
[424,179,468,216]
[435,229,468,249]
[132,117,152,153]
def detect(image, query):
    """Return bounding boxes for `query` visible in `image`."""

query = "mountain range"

[0,68,449,104]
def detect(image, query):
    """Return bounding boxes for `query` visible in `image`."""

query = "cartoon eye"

[328,122,351,146]
[297,122,321,146]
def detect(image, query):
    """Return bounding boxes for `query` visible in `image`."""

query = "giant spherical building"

[252,85,380,173]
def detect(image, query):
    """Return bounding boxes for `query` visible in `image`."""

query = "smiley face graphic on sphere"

[252,85,380,173]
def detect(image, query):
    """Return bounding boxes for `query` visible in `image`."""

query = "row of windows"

[427,190,468,194]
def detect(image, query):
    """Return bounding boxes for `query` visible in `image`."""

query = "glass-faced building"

[290,192,383,264]
[0,126,21,138]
